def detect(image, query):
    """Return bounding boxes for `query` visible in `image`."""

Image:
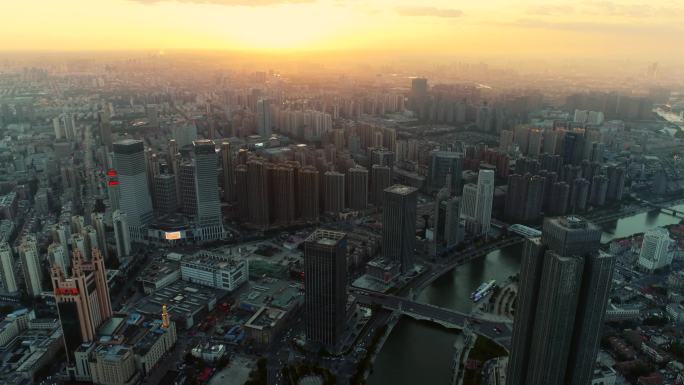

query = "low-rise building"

[244,306,287,346]
[72,313,177,385]
[181,250,248,291]
[191,343,226,362]
[0,311,62,384]
[138,257,180,294]
[134,281,224,329]
[89,344,139,385]
[238,277,303,313]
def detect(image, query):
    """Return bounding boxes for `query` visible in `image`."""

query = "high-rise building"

[51,223,71,268]
[70,234,87,260]
[589,174,608,207]
[323,171,345,214]
[48,242,69,272]
[525,251,584,385]
[637,227,673,271]
[270,164,296,225]
[606,165,626,201]
[304,229,347,352]
[561,131,585,165]
[19,235,43,296]
[461,170,495,235]
[0,242,18,294]
[548,182,570,216]
[90,213,108,259]
[505,174,545,223]
[527,129,542,157]
[409,78,429,117]
[499,130,514,151]
[112,210,131,260]
[52,248,112,361]
[221,141,234,202]
[179,162,197,216]
[153,174,178,214]
[298,166,320,222]
[514,126,530,154]
[382,185,418,274]
[171,121,198,148]
[82,226,99,258]
[106,169,120,212]
[428,151,463,193]
[507,216,615,385]
[347,166,369,210]
[569,178,590,213]
[235,164,249,220]
[247,159,270,228]
[434,178,461,252]
[71,215,85,234]
[192,140,223,241]
[113,139,153,241]
[257,99,272,138]
[370,165,391,206]
[542,129,558,155]
[524,175,545,223]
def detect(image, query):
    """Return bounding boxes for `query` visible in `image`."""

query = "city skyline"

[0,6,684,384]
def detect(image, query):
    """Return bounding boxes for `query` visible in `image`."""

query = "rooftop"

[244,307,286,330]
[134,280,226,325]
[305,229,346,245]
[384,184,418,195]
[182,251,246,270]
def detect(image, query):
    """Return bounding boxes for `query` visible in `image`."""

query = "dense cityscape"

[1,2,684,385]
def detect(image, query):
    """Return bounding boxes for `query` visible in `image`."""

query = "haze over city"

[0,2,684,385]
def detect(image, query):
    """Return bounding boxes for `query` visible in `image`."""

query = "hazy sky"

[2,0,683,60]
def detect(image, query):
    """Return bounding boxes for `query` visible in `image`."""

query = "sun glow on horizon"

[0,0,683,61]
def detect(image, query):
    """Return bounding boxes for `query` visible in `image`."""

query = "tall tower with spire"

[161,304,170,329]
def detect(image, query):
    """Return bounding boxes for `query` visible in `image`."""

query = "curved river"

[367,204,684,385]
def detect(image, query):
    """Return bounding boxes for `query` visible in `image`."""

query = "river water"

[367,204,684,385]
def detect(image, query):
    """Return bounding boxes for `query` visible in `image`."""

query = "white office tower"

[461,170,495,235]
[51,223,70,266]
[113,139,153,242]
[113,210,132,260]
[638,228,674,271]
[19,235,43,296]
[257,99,272,138]
[53,113,77,141]
[71,215,85,234]
[192,140,224,241]
[70,233,87,260]
[47,243,69,272]
[0,242,18,294]
[82,226,99,257]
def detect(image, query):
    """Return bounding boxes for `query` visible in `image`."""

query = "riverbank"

[367,202,684,385]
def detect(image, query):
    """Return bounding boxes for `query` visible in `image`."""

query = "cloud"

[584,1,683,18]
[396,6,463,18]
[131,0,313,6]
[526,4,574,15]
[506,18,683,34]
[524,1,683,18]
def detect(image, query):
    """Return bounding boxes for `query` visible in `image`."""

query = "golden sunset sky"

[2,0,683,60]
